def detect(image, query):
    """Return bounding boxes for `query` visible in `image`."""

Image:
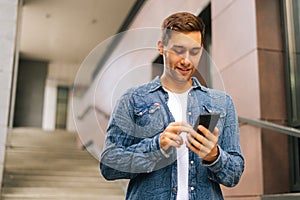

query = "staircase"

[262,193,300,200]
[1,128,125,200]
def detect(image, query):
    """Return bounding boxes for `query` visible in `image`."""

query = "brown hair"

[161,12,205,46]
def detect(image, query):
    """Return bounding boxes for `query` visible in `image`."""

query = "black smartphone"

[194,113,220,133]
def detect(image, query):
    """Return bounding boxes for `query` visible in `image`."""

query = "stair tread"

[1,128,125,199]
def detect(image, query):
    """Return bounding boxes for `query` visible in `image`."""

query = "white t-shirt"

[165,88,189,200]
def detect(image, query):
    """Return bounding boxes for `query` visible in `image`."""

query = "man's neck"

[160,77,192,93]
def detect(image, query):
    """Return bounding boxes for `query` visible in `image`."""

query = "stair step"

[262,193,300,200]
[1,128,125,199]
[4,174,115,185]
[2,196,124,200]
[4,169,100,177]
[2,187,125,199]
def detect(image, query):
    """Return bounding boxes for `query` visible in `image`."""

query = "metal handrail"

[77,108,300,138]
[77,105,110,120]
[239,116,300,138]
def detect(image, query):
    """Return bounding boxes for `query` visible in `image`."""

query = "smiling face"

[159,31,202,89]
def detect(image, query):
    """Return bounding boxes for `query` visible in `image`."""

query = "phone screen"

[194,113,220,133]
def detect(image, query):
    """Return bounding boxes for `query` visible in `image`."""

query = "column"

[211,0,263,199]
[0,0,19,189]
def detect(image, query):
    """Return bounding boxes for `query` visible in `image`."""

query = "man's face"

[159,31,202,83]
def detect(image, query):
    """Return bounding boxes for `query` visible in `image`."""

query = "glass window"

[55,86,69,129]
[283,0,300,127]
[282,0,300,192]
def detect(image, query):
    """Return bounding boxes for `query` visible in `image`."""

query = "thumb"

[213,127,219,137]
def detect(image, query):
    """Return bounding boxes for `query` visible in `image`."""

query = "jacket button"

[191,186,195,191]
[190,160,194,165]
[173,187,177,192]
[188,112,192,115]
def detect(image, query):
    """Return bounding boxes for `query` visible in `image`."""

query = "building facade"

[1,0,300,199]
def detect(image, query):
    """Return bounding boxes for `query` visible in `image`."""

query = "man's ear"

[158,41,164,55]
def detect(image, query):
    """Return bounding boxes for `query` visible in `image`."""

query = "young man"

[100,12,244,200]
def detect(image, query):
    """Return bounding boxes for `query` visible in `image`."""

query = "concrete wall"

[211,0,263,199]
[0,0,19,191]
[14,59,48,127]
[212,0,290,198]
[256,0,290,194]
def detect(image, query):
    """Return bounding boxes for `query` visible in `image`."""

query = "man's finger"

[198,126,219,141]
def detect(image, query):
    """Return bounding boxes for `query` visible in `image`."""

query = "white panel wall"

[42,78,77,132]
[67,91,76,132]
[43,61,79,131]
[42,79,57,130]
[48,62,79,86]
[0,0,19,190]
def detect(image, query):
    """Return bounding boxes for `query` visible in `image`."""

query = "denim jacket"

[100,77,244,200]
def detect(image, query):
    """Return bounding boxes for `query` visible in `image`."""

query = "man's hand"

[159,122,190,151]
[159,122,219,163]
[186,125,219,163]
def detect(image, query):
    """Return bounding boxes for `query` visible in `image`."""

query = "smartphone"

[194,113,220,133]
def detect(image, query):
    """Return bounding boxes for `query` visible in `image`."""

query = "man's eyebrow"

[192,47,202,50]
[172,45,201,49]
[172,45,185,48]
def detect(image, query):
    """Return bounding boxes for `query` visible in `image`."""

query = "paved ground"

[1,128,126,200]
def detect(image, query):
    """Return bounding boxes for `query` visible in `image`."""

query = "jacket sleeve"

[99,93,169,180]
[204,95,245,187]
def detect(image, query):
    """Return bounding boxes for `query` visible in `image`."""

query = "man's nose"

[180,52,192,66]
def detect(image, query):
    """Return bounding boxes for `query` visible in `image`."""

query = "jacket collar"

[148,76,208,93]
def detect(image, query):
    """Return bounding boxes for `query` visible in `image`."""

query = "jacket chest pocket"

[133,103,165,138]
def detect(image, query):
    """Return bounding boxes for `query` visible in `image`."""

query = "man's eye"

[172,47,186,54]
[190,48,201,56]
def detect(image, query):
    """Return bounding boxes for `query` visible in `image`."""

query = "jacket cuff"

[202,145,227,172]
[155,133,174,158]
